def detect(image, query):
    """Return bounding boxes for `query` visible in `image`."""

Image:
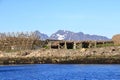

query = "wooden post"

[73,42,76,49]
[64,41,67,49]
[58,42,60,49]
[104,42,106,47]
[94,41,97,48]
[88,42,91,48]
[49,41,51,49]
[103,42,104,47]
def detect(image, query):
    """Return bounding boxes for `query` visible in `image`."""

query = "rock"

[0,54,4,57]
[112,48,115,51]
[80,48,86,52]
[17,51,30,56]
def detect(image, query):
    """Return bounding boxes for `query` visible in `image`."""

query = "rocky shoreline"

[0,46,120,64]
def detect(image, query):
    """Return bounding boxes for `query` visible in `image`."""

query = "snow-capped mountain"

[50,30,77,40]
[50,30,109,41]
[34,30,109,41]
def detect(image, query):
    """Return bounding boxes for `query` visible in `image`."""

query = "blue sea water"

[0,64,120,80]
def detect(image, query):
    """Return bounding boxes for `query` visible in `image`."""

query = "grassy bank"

[0,56,120,65]
[0,46,120,64]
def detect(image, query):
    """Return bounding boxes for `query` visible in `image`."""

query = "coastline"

[1,56,120,65]
[0,46,120,64]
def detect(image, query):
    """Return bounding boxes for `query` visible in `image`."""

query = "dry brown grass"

[112,34,120,45]
[0,32,41,51]
[0,46,120,64]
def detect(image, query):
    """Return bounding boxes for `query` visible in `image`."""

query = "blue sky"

[0,0,120,38]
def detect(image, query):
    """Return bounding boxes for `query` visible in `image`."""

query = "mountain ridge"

[35,30,110,41]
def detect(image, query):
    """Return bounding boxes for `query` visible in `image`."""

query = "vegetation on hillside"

[0,32,41,51]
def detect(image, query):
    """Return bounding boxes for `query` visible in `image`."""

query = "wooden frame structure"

[46,39,113,49]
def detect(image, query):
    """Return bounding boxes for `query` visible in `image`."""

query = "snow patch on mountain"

[56,34,65,40]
